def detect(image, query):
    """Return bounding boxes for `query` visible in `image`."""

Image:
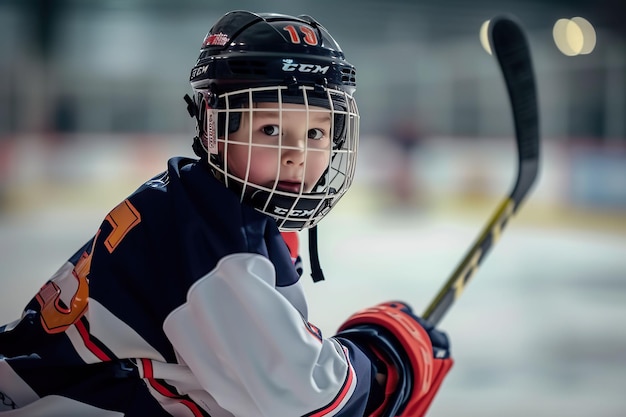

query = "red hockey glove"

[336,301,453,417]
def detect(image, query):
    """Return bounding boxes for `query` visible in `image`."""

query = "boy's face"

[222,102,332,193]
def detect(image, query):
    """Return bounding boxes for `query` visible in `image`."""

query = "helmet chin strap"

[184,93,198,119]
[184,94,209,160]
[308,226,325,282]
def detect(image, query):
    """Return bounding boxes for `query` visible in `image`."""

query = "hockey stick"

[423,16,540,325]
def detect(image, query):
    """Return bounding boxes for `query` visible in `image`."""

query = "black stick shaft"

[423,16,540,325]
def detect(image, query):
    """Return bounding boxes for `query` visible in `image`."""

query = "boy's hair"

[185,11,359,231]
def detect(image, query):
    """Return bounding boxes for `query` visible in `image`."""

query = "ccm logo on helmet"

[273,207,316,217]
[190,65,209,79]
[282,60,329,74]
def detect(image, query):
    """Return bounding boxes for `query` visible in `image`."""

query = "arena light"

[572,16,596,54]
[480,20,492,55]
[553,17,596,56]
[553,18,582,55]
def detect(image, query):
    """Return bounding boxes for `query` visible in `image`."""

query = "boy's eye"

[262,125,280,136]
[308,128,325,140]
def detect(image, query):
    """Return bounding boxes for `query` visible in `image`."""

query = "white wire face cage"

[200,84,359,231]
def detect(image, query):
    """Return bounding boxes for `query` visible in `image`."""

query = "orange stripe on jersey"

[280,231,299,261]
[140,359,205,417]
[308,346,356,417]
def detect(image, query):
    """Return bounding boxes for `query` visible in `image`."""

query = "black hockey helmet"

[185,11,360,232]
[189,11,356,101]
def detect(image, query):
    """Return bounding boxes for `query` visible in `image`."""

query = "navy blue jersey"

[0,157,375,417]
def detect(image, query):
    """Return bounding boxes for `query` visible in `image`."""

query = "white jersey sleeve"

[163,253,360,417]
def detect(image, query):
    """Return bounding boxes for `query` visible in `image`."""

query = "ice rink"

[1,136,625,416]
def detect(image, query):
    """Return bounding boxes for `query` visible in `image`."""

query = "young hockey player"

[0,11,452,417]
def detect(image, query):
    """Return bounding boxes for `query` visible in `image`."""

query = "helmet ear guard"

[184,91,243,160]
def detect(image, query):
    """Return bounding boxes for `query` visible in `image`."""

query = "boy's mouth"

[276,181,303,193]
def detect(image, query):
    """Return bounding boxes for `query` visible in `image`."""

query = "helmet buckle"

[285,76,299,95]
[314,78,328,95]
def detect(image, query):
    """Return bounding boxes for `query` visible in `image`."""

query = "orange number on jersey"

[37,199,141,333]
[37,239,95,333]
[104,199,141,253]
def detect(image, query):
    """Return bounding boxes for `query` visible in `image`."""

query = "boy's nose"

[282,147,306,166]
[281,134,306,166]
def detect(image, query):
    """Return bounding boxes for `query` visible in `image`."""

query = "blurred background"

[1,0,625,416]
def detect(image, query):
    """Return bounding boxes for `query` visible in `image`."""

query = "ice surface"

[1,202,625,416]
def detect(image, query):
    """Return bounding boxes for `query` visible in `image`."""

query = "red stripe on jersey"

[75,320,111,361]
[141,359,205,417]
[307,346,356,416]
[71,330,205,417]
